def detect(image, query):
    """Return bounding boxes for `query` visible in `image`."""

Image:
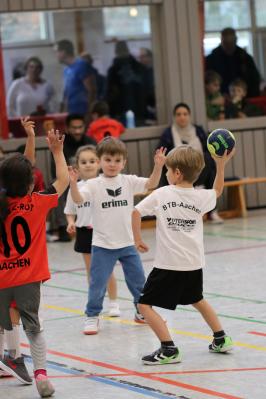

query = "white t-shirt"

[7,77,55,117]
[135,185,216,271]
[64,180,92,228]
[80,174,148,249]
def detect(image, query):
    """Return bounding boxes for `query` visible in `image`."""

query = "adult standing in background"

[55,39,97,118]
[7,57,55,117]
[139,47,156,121]
[106,41,146,126]
[205,28,261,97]
[158,102,223,224]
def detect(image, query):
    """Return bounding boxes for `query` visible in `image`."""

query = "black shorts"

[0,282,41,332]
[74,227,93,253]
[138,268,203,310]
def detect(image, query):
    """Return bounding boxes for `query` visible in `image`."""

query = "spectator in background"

[80,52,106,100]
[50,114,96,242]
[0,147,5,162]
[206,28,261,97]
[55,40,97,118]
[16,144,45,192]
[205,70,225,120]
[106,41,146,126]
[225,78,263,119]
[87,101,125,143]
[158,102,223,224]
[7,57,55,117]
[139,47,156,121]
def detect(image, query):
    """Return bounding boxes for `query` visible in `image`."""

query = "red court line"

[248,331,266,337]
[21,343,243,399]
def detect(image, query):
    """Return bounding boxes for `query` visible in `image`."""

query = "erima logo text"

[106,187,122,197]
[102,199,128,208]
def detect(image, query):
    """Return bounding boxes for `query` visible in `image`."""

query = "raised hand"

[154,147,167,168]
[21,116,35,136]
[68,166,79,183]
[46,129,65,154]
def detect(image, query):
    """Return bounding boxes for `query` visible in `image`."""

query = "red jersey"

[87,117,125,143]
[0,191,58,289]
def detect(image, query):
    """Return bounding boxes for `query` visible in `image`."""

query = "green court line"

[222,225,266,233]
[204,292,266,304]
[204,231,266,241]
[44,283,266,325]
[178,307,266,325]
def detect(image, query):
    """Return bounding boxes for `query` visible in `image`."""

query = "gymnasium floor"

[2,211,266,399]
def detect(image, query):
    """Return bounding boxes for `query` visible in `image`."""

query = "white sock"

[5,325,21,359]
[0,326,4,359]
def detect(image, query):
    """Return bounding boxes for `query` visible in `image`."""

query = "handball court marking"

[43,303,266,352]
[20,343,243,399]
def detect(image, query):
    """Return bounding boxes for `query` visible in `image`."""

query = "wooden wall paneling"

[138,140,152,176]
[243,131,257,207]
[59,0,76,8]
[34,0,47,10]
[22,0,34,10]
[228,131,244,179]
[103,0,116,6]
[91,0,104,6]
[253,129,266,205]
[47,0,60,9]
[187,0,206,125]
[0,0,8,12]
[8,0,22,11]
[75,0,91,7]
[126,142,140,175]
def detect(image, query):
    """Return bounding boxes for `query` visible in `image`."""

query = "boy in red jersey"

[0,122,69,397]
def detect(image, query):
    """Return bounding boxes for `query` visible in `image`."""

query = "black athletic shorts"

[74,227,93,253]
[0,282,41,332]
[138,268,203,310]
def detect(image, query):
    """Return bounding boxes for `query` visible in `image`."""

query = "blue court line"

[24,357,185,399]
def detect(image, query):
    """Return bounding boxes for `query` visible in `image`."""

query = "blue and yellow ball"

[207,128,235,157]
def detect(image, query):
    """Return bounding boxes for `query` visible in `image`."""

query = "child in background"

[132,145,235,365]
[64,145,120,317]
[87,101,125,143]
[205,70,225,120]
[0,125,69,397]
[16,144,45,192]
[225,78,263,118]
[69,138,166,335]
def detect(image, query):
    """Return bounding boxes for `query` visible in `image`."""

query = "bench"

[219,177,266,219]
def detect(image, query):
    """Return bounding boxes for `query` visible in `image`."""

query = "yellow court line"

[44,304,266,352]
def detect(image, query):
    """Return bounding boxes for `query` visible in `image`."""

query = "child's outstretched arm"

[21,117,35,165]
[69,166,84,204]
[212,148,236,197]
[46,129,69,197]
[132,209,149,253]
[145,147,166,190]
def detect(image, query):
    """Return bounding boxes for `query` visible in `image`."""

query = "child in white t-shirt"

[64,145,120,317]
[132,145,235,365]
[69,137,166,334]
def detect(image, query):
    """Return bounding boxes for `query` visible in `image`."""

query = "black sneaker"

[0,355,32,384]
[142,347,182,365]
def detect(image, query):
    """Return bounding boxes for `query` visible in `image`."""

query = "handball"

[207,128,235,157]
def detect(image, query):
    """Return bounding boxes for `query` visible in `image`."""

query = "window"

[255,0,266,27]
[0,12,53,46]
[103,6,150,38]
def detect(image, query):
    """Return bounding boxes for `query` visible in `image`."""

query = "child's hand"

[68,166,79,183]
[154,147,167,168]
[67,222,76,234]
[46,129,65,154]
[212,148,236,165]
[135,239,149,253]
[21,117,35,136]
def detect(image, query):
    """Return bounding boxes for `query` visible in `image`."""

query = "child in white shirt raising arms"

[69,138,166,334]
[132,145,235,365]
[64,145,120,317]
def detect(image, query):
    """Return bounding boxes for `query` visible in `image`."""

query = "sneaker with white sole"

[209,335,233,353]
[142,347,181,365]
[83,316,99,335]
[108,302,121,317]
[35,374,55,397]
[0,355,32,384]
[134,311,146,324]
